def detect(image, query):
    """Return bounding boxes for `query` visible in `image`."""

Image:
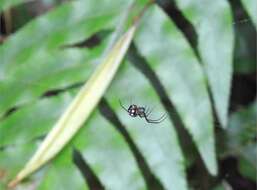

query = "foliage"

[0,0,256,189]
[226,101,256,181]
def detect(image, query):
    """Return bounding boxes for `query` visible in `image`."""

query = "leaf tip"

[210,165,218,176]
[8,168,28,189]
[8,177,19,189]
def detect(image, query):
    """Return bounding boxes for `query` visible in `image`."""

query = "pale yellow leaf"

[8,24,137,188]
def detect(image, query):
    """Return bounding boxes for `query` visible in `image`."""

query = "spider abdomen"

[137,107,146,118]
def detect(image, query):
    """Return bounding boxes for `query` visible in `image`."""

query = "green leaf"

[175,0,234,127]
[1,61,188,189]
[0,90,75,181]
[0,47,101,117]
[0,90,77,187]
[0,92,148,189]
[70,110,148,190]
[227,101,256,150]
[226,100,257,180]
[1,0,241,189]
[37,148,87,190]
[238,155,257,181]
[0,0,130,117]
[240,0,257,29]
[0,90,76,147]
[134,5,217,175]
[0,143,38,187]
[105,62,188,189]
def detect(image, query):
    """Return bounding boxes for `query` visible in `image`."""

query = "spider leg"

[145,113,167,124]
[139,107,152,118]
[144,107,150,115]
[146,107,154,117]
[119,99,128,112]
[144,105,155,117]
[145,117,162,124]
[153,113,167,121]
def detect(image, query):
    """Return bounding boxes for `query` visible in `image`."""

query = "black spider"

[119,100,166,124]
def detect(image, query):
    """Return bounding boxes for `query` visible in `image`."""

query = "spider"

[119,100,166,124]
